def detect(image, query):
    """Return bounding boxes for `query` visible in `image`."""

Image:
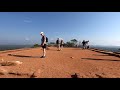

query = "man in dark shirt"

[82,40,86,49]
[40,32,47,58]
[60,39,64,50]
[56,38,60,51]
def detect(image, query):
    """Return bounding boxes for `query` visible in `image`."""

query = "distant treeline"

[33,39,80,48]
[32,40,120,53]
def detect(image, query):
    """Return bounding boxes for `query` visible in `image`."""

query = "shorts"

[42,44,47,48]
[57,44,60,47]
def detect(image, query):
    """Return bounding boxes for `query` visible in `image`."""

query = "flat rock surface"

[0,47,120,78]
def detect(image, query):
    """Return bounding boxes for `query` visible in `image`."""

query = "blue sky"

[0,12,120,46]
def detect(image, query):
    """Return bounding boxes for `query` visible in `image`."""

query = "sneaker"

[40,56,46,58]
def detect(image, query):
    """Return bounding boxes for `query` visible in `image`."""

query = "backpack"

[46,37,48,42]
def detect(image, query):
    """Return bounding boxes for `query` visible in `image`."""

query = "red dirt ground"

[0,47,120,78]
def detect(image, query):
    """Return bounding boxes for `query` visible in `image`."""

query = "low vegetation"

[64,39,78,47]
[32,39,79,48]
[32,44,40,48]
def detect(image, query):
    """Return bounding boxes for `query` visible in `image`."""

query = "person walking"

[40,32,47,58]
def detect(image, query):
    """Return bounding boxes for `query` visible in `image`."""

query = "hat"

[40,32,44,35]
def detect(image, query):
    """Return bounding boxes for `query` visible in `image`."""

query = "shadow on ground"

[93,54,109,56]
[81,58,120,62]
[8,54,41,58]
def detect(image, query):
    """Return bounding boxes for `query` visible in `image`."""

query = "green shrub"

[33,44,40,48]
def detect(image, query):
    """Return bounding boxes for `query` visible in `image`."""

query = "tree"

[64,39,78,47]
[70,39,78,46]
[50,42,55,44]
[66,42,74,47]
[47,42,56,47]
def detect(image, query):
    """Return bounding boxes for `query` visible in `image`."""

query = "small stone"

[71,73,79,78]
[70,57,74,59]
[15,61,23,65]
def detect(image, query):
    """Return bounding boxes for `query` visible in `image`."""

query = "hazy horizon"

[0,44,120,47]
[0,12,120,46]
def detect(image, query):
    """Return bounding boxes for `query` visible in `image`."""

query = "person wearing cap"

[40,32,47,58]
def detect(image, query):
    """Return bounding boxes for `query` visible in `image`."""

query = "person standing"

[85,40,89,49]
[82,40,86,49]
[40,32,47,58]
[60,39,64,50]
[56,38,60,51]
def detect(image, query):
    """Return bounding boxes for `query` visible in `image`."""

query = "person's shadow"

[8,54,41,58]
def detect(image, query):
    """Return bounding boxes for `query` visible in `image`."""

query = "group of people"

[40,32,90,58]
[40,32,64,58]
[56,38,64,51]
[82,40,89,49]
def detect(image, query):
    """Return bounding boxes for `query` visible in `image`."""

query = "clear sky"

[0,12,120,46]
